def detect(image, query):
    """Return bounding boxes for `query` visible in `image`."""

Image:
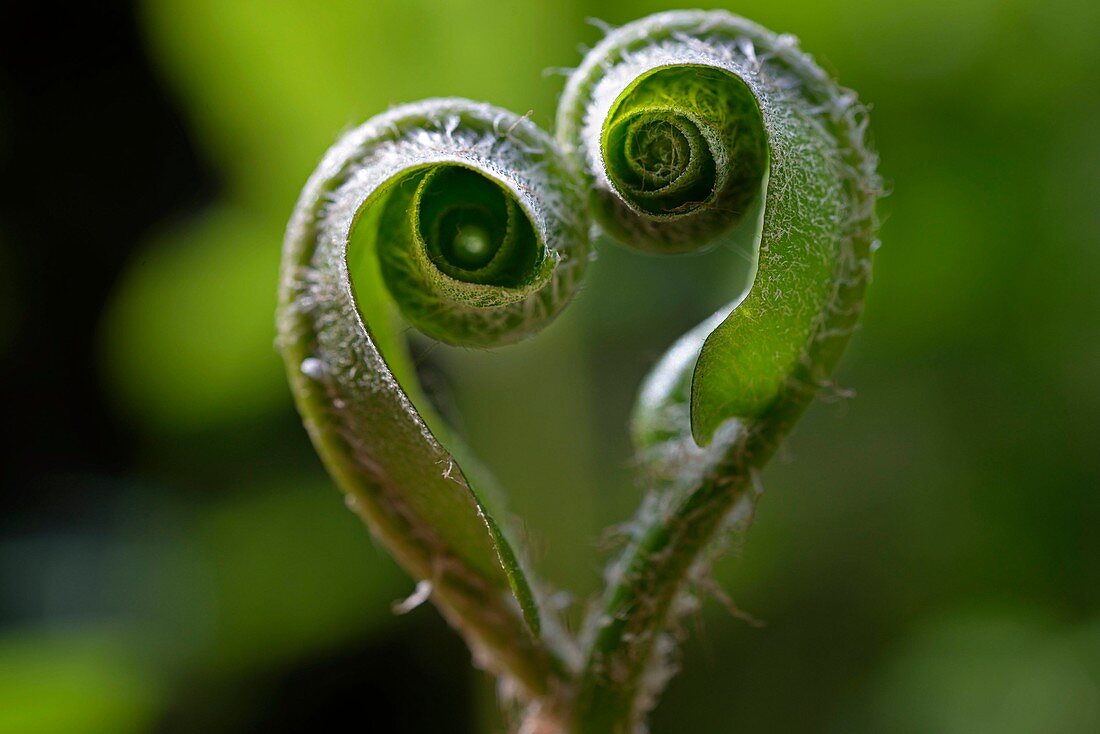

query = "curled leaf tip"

[588,63,767,254]
[559,11,879,729]
[558,10,880,445]
[278,97,588,697]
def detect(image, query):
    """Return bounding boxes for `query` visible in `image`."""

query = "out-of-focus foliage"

[0,629,162,734]
[102,208,282,430]
[852,611,1100,733]
[4,0,1098,731]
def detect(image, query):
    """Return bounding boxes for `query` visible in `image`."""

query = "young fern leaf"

[557,11,880,730]
[276,99,588,697]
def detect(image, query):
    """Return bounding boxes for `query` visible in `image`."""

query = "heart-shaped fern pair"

[277,10,880,733]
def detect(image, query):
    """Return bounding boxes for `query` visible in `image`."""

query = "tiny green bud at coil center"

[626,120,691,187]
[447,222,497,269]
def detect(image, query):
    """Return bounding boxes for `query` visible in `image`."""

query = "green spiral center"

[606,110,717,215]
[624,119,690,186]
[369,163,557,345]
[593,65,768,253]
[415,166,540,286]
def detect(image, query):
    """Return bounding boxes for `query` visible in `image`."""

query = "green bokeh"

[0,629,162,734]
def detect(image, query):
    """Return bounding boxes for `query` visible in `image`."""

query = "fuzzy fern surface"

[277,99,588,698]
[276,10,879,733]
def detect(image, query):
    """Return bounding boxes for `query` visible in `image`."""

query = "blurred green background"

[2,0,1099,732]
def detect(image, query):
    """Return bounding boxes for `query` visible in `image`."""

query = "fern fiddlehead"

[277,11,880,732]
[557,11,880,731]
[276,99,588,698]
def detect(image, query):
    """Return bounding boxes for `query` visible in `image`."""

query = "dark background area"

[0,4,472,731]
[0,2,199,512]
[2,1,1099,733]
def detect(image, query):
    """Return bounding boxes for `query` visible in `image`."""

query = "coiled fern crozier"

[277,11,880,733]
